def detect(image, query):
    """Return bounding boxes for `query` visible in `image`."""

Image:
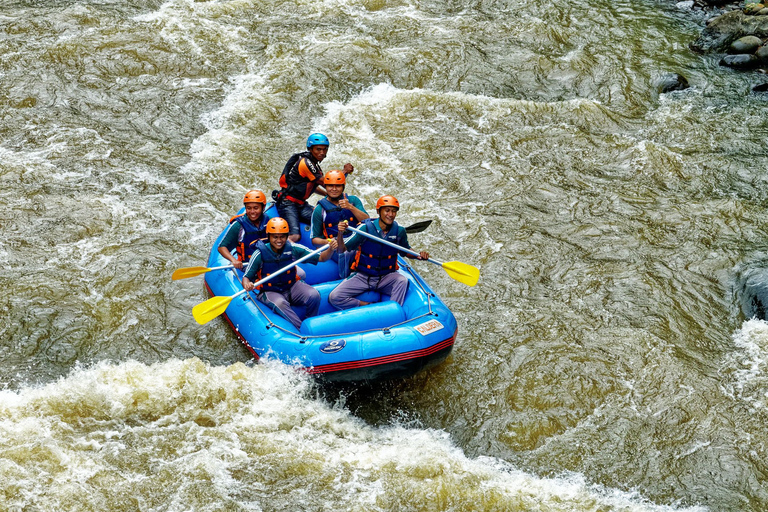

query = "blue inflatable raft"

[202,204,458,382]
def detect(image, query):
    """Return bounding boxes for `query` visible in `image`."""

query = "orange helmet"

[266,217,290,234]
[376,195,400,211]
[323,170,346,185]
[243,189,267,206]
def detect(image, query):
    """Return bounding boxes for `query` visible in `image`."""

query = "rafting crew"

[217,190,269,270]
[329,195,429,310]
[310,170,369,278]
[242,217,337,329]
[274,133,354,243]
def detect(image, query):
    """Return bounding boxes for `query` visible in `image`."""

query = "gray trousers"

[258,280,320,329]
[328,271,409,310]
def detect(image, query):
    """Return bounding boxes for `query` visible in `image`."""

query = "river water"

[2,0,768,510]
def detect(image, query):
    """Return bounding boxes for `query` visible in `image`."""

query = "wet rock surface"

[655,73,691,93]
[691,9,768,54]
[677,2,768,91]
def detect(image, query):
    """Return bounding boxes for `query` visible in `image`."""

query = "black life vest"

[254,240,298,293]
[351,219,404,277]
[318,195,357,238]
[278,152,322,204]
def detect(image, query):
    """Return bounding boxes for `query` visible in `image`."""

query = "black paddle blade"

[404,220,433,234]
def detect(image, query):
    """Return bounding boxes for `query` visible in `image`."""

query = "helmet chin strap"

[377,216,393,232]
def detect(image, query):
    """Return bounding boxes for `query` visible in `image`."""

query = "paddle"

[345,225,479,287]
[172,264,243,281]
[192,245,328,325]
[404,220,432,234]
[176,221,430,280]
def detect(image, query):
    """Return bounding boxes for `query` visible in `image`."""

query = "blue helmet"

[306,133,330,149]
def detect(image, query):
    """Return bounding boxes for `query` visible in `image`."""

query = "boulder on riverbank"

[691,9,768,53]
[729,34,763,52]
[720,51,762,67]
[673,1,768,89]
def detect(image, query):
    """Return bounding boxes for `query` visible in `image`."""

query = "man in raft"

[242,217,337,329]
[217,190,269,270]
[329,195,429,309]
[274,133,354,243]
[310,170,369,278]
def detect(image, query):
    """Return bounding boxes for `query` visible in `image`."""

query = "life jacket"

[351,219,404,277]
[318,195,358,238]
[254,239,298,293]
[277,151,322,205]
[229,214,268,262]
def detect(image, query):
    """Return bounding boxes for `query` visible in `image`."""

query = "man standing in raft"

[242,217,337,329]
[329,195,429,309]
[310,170,369,278]
[275,133,354,243]
[218,190,269,269]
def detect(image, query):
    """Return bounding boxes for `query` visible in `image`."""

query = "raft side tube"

[300,301,406,336]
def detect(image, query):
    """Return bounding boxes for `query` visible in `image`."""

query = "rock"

[697,0,741,6]
[655,73,690,93]
[730,35,763,53]
[757,45,768,60]
[752,82,768,91]
[728,36,763,53]
[744,3,765,14]
[692,10,768,53]
[759,7,768,15]
[735,267,768,320]
[720,53,761,68]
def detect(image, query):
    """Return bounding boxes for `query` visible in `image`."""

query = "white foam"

[133,0,249,59]
[722,319,768,410]
[0,359,706,511]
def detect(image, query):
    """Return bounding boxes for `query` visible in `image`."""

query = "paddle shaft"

[345,225,443,266]
[193,244,329,323]
[208,264,239,271]
[245,244,328,291]
[234,244,325,295]
[221,253,309,303]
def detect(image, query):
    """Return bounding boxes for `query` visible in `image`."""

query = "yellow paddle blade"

[192,295,235,325]
[172,266,210,280]
[442,261,479,287]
